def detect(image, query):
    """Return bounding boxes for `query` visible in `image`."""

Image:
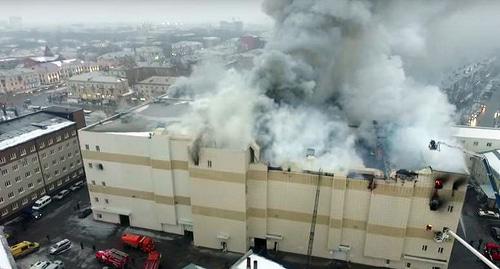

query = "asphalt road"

[449,187,500,269]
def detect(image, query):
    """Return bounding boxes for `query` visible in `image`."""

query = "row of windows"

[90,180,106,187]
[84,144,100,152]
[421,245,445,253]
[1,156,39,175]
[471,141,494,147]
[0,190,46,216]
[93,196,109,204]
[38,130,77,149]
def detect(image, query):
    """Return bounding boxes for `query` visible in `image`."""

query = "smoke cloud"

[168,0,500,172]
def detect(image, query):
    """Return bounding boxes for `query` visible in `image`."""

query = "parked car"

[49,239,71,255]
[22,208,43,220]
[492,226,500,241]
[30,260,63,269]
[70,181,84,191]
[32,195,52,211]
[479,208,500,219]
[54,190,70,201]
[10,241,39,258]
[77,208,92,219]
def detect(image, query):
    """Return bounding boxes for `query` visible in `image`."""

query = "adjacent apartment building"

[0,112,85,221]
[79,100,467,269]
[134,76,175,99]
[0,69,41,94]
[68,72,129,103]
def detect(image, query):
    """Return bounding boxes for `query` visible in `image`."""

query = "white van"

[32,195,52,211]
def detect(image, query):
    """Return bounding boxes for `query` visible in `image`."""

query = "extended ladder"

[307,172,322,268]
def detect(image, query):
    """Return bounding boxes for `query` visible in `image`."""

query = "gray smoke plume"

[168,0,500,172]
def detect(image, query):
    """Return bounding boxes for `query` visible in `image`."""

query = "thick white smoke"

[168,0,500,172]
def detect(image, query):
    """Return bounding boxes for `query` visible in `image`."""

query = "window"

[96,145,100,152]
[39,141,45,148]
[32,156,37,163]
[1,209,8,216]
[96,213,102,219]
[66,142,69,148]
[98,163,104,170]
[102,181,106,186]
[58,146,62,152]
[34,167,40,173]
[438,247,444,254]
[22,159,28,166]
[406,263,411,268]
[422,245,427,251]
[8,192,14,198]
[14,176,21,182]
[11,203,18,210]
[208,160,212,168]
[447,205,454,212]
[37,178,42,184]
[70,162,74,168]
[77,159,81,164]
[25,171,31,178]
[74,149,79,155]
[487,142,492,147]
[105,198,109,204]
[12,164,18,170]
[0,157,5,164]
[56,135,62,142]
[1,169,7,175]
[68,152,72,158]
[88,163,93,168]
[52,160,57,165]
[41,152,46,159]
[94,197,99,202]
[44,163,49,170]
[54,170,59,176]
[91,180,96,185]
[64,132,69,139]
[71,130,76,136]
[50,149,55,155]
[48,138,53,145]
[60,156,65,161]
[432,267,441,269]
[0,197,3,203]
[9,152,16,160]
[18,187,24,194]
[20,148,27,156]
[28,182,33,188]
[62,166,67,172]
[473,141,479,146]
[21,198,28,205]
[85,144,90,150]
[31,193,38,200]
[57,180,62,186]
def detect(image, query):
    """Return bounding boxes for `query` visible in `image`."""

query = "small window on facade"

[422,245,427,251]
[48,139,53,145]
[473,141,479,146]
[0,157,5,164]
[8,192,14,198]
[98,163,103,170]
[50,149,54,155]
[56,135,62,142]
[12,164,18,170]
[41,152,46,159]
[58,146,62,152]
[102,181,106,186]
[97,213,102,218]
[14,176,20,182]
[94,197,99,202]
[406,263,411,268]
[208,160,212,168]
[20,149,27,156]
[52,160,57,165]
[92,180,96,185]
[30,145,36,152]
[34,167,40,173]
[105,198,109,204]
[438,247,444,254]
[25,171,31,178]
[88,163,93,168]
[0,197,3,203]
[432,267,441,269]
[85,144,90,150]
[54,170,59,176]
[71,130,76,136]
[448,205,454,212]
[18,187,24,194]
[39,141,45,148]
[487,142,492,147]
[9,153,16,160]
[32,156,37,162]
[28,182,33,188]
[96,145,100,152]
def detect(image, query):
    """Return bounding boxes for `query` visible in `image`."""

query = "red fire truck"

[95,248,129,268]
[121,233,156,253]
[144,250,161,269]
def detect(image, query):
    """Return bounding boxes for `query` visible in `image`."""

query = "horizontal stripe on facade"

[189,168,246,184]
[88,185,191,205]
[192,205,246,222]
[82,150,188,171]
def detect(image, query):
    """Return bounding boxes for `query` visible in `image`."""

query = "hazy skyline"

[0,0,272,26]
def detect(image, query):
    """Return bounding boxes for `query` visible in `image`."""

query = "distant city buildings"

[68,72,129,103]
[134,76,175,99]
[0,69,40,94]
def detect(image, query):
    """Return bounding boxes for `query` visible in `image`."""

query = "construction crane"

[434,227,499,269]
[306,170,322,268]
[428,140,500,209]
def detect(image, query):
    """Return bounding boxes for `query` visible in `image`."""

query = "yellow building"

[79,100,467,269]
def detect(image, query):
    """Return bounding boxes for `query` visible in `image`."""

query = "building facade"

[134,76,175,99]
[31,60,100,87]
[68,72,129,102]
[453,125,500,153]
[0,112,85,221]
[0,69,41,94]
[79,101,467,269]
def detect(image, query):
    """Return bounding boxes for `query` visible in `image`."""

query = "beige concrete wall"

[79,129,466,269]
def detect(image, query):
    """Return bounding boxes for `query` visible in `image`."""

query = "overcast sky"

[0,0,271,25]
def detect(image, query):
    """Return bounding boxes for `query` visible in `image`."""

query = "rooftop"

[452,125,500,141]
[69,72,127,84]
[43,105,83,114]
[0,112,75,151]
[137,76,176,86]
[483,149,500,178]
[85,98,191,133]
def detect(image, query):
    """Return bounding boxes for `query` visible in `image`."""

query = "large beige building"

[134,76,176,100]
[0,68,40,94]
[0,112,85,221]
[79,100,467,269]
